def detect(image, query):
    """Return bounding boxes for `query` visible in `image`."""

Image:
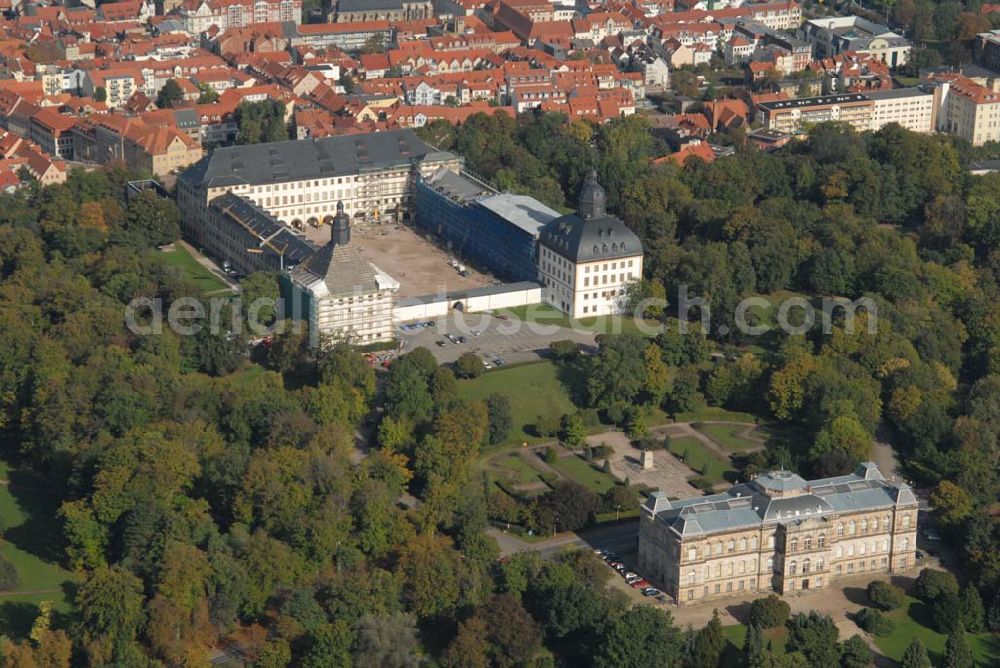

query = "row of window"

[583,272,633,287]
[687,578,758,600]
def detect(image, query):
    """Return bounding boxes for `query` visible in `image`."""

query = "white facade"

[869,89,934,133]
[539,247,642,320]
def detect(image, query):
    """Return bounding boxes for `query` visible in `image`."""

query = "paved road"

[490,518,639,557]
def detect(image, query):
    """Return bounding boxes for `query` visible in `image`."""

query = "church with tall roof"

[538,171,644,319]
[638,462,919,605]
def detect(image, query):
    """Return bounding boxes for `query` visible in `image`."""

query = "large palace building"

[638,463,918,605]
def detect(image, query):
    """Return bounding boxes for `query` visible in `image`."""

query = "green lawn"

[489,452,543,488]
[0,462,81,638]
[722,624,789,654]
[459,361,577,445]
[550,454,617,494]
[674,406,757,424]
[874,596,1000,665]
[667,436,731,484]
[160,245,232,294]
[695,424,761,452]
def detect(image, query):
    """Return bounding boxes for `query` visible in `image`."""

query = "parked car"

[493,357,506,366]
[924,528,943,541]
[630,579,650,589]
[456,335,467,343]
[624,573,640,582]
[642,587,661,597]
[435,340,446,347]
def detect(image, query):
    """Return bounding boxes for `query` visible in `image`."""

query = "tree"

[561,412,586,447]
[477,593,541,667]
[538,481,598,532]
[933,591,963,633]
[197,82,219,104]
[301,621,354,668]
[455,352,485,379]
[840,634,872,668]
[866,580,904,611]
[959,585,985,632]
[689,610,725,668]
[749,594,790,628]
[76,566,147,664]
[442,616,489,668]
[94,86,107,102]
[854,607,893,636]
[118,191,180,247]
[354,613,420,667]
[550,339,579,361]
[786,612,840,668]
[930,480,974,528]
[240,272,280,328]
[742,622,765,668]
[235,99,289,145]
[915,568,959,602]
[397,533,466,618]
[485,393,513,445]
[943,625,973,668]
[595,606,681,668]
[156,79,185,109]
[899,637,931,668]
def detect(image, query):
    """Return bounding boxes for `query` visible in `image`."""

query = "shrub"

[534,414,561,438]
[454,352,485,379]
[544,447,558,465]
[688,476,715,491]
[549,340,579,361]
[0,555,19,591]
[577,408,601,427]
[591,444,613,458]
[867,580,905,611]
[749,594,791,629]
[855,607,894,636]
[915,568,959,603]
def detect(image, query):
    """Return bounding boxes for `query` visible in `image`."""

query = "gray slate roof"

[338,0,406,11]
[539,213,642,263]
[645,463,917,538]
[180,129,443,190]
[290,239,381,298]
[210,193,318,268]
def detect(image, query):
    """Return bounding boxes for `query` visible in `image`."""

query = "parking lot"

[398,311,599,364]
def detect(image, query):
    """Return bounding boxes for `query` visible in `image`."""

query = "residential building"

[638,463,918,605]
[932,74,1000,146]
[800,16,911,67]
[757,92,874,133]
[538,171,643,319]
[173,0,301,34]
[868,87,935,133]
[286,201,400,345]
[176,128,461,250]
[29,108,76,159]
[73,115,203,177]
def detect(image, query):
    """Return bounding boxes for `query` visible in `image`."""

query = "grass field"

[722,624,789,654]
[0,461,80,638]
[696,424,761,452]
[459,361,577,445]
[490,452,543,488]
[667,436,731,484]
[550,454,617,494]
[160,245,232,294]
[874,596,1000,665]
[674,406,757,424]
